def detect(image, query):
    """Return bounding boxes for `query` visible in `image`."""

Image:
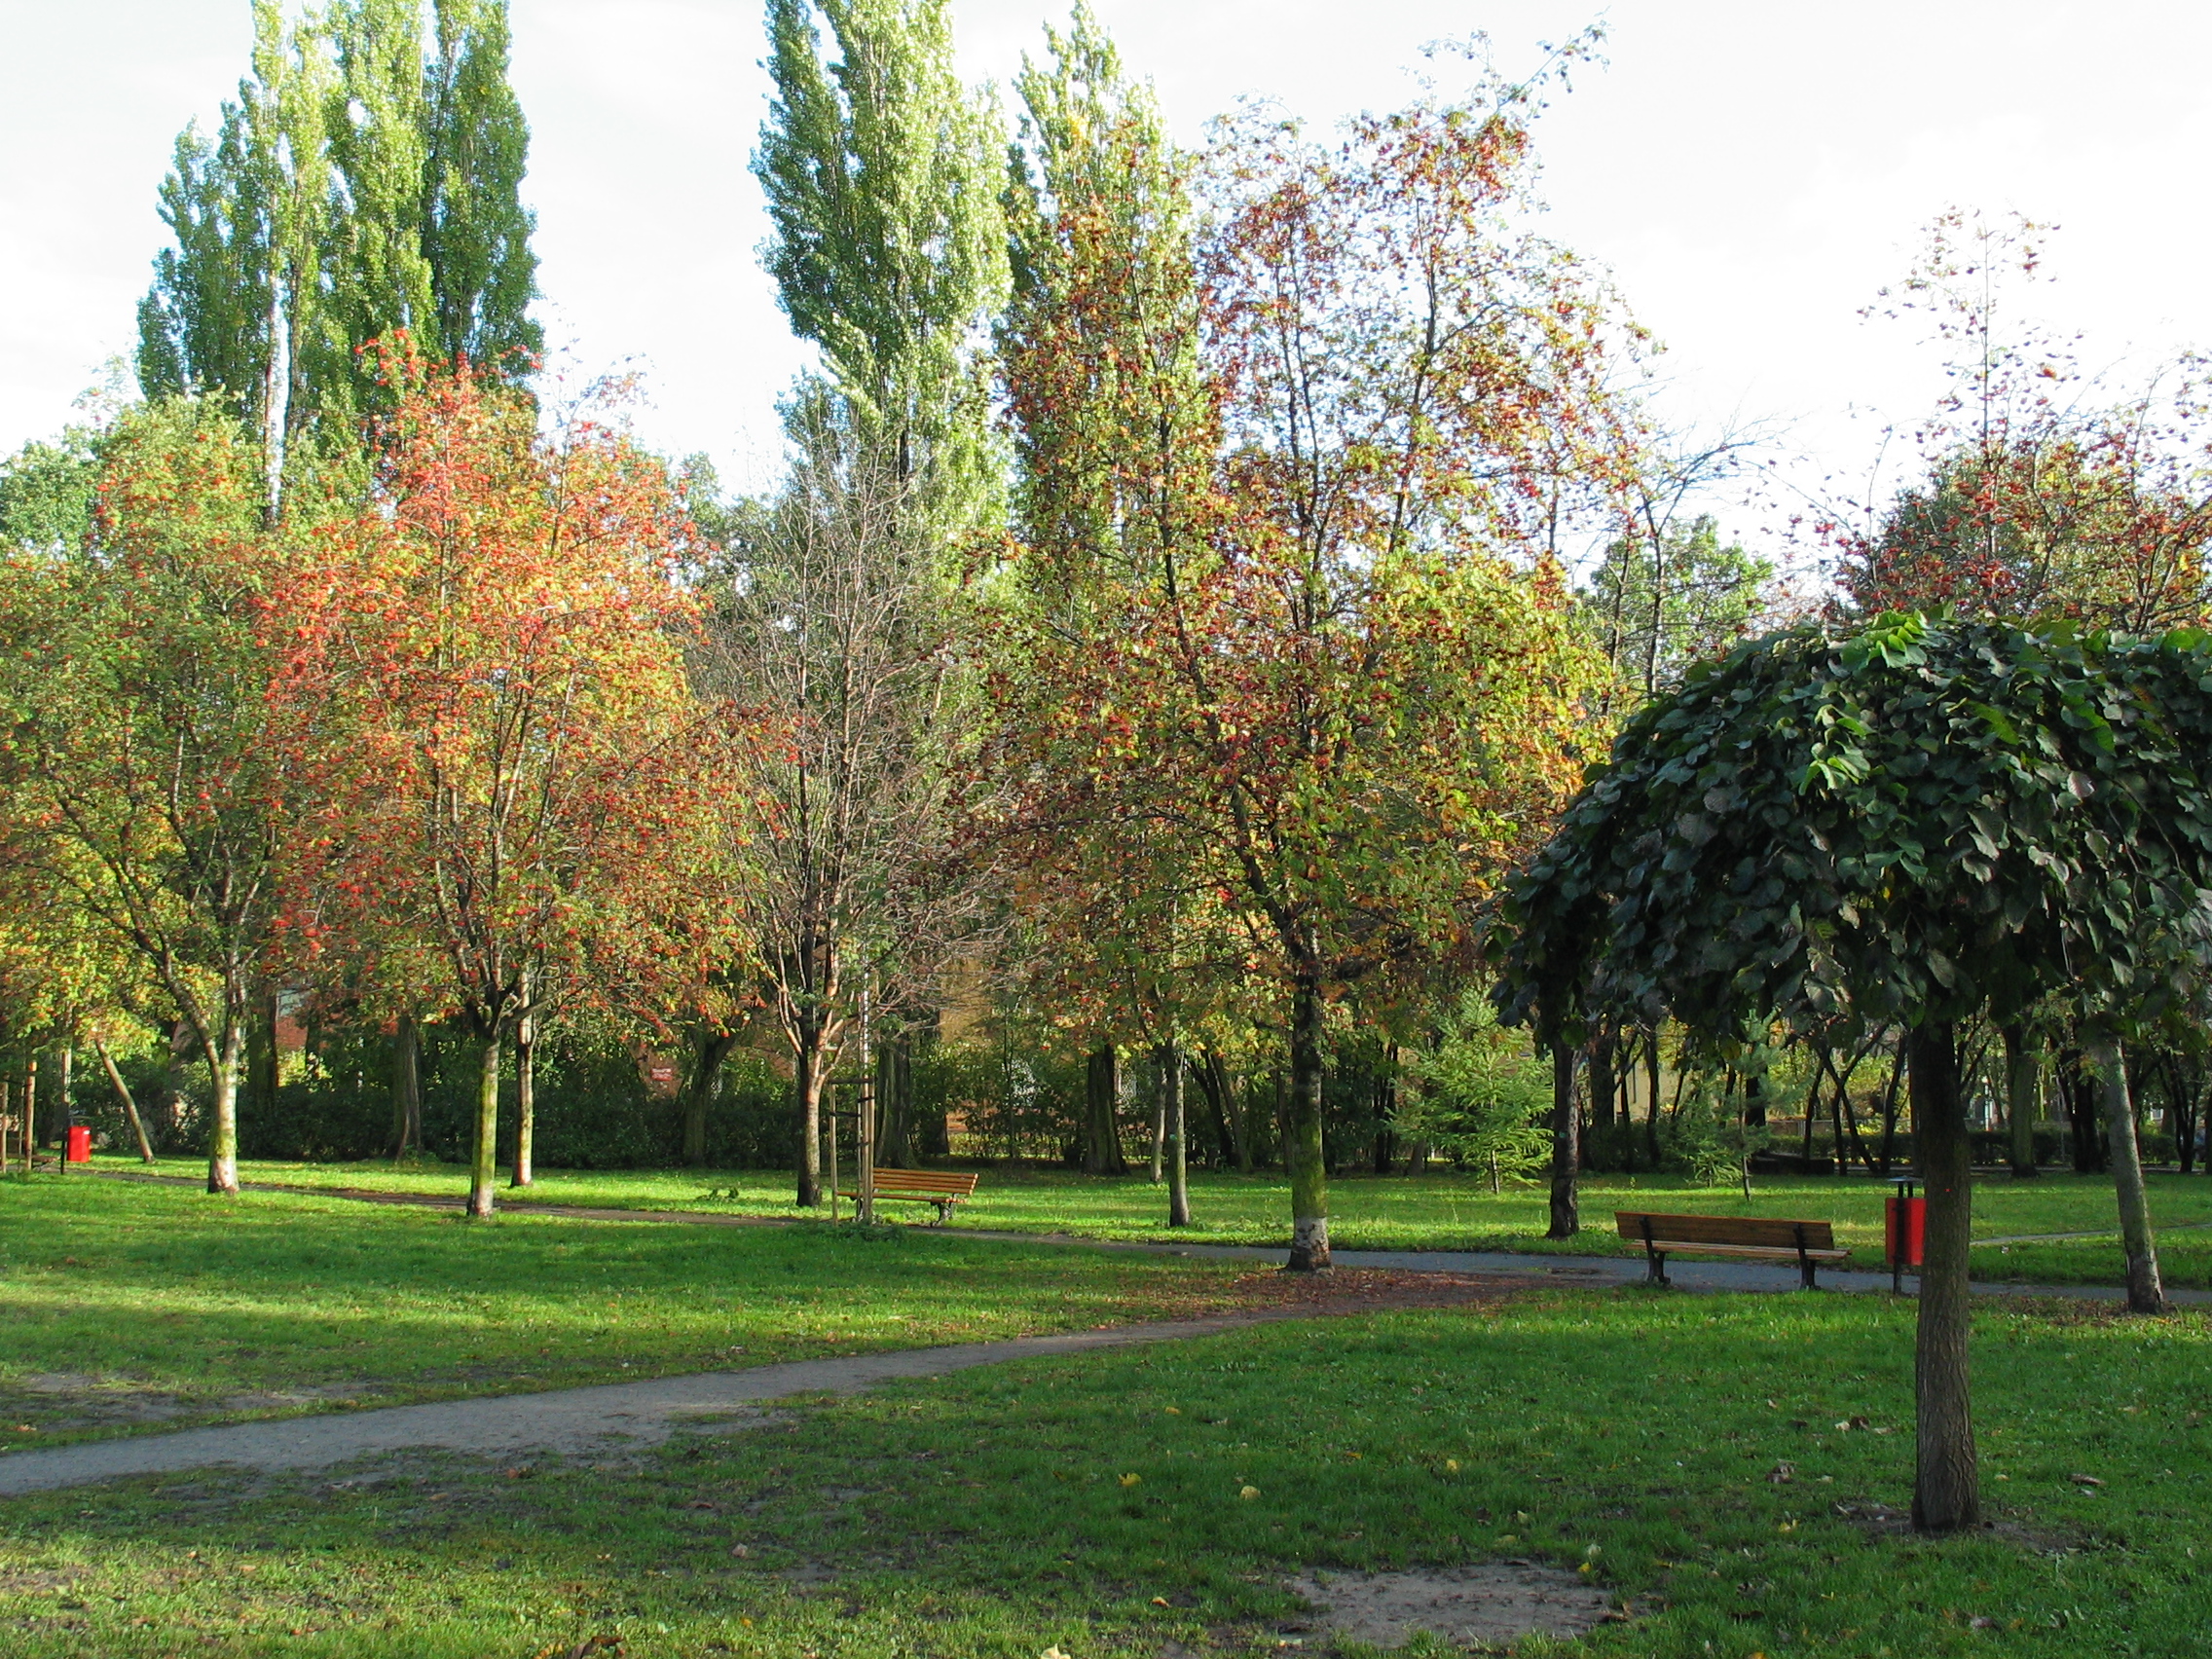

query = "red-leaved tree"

[271,352,732,1217]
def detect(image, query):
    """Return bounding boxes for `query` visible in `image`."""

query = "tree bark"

[95,1037,155,1163]
[1163,1035,1191,1227]
[247,985,278,1124]
[390,1013,422,1158]
[1589,1028,1617,1131]
[1907,1020,1978,1532]
[1209,1050,1251,1173]
[685,1030,738,1168]
[875,1034,911,1167]
[1373,1043,1398,1173]
[1547,1041,1579,1238]
[2083,1023,2167,1314]
[1284,974,1330,1270]
[793,1012,826,1206]
[1643,1029,1663,1167]
[1148,1068,1165,1183]
[466,1030,499,1219]
[2002,1024,2040,1179]
[510,1014,535,1189]
[204,1017,242,1196]
[1084,1045,1126,1175]
[54,1043,73,1148]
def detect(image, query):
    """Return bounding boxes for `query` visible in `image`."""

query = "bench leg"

[1799,1248,1817,1291]
[1644,1246,1669,1287]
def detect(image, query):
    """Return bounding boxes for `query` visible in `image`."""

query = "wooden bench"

[1616,1211,1851,1290]
[835,1168,979,1225]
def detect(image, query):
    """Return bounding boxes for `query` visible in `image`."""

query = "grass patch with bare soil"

[1,1283,2206,1657]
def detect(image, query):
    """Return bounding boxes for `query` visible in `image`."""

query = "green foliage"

[0,428,101,555]
[1579,512,1772,696]
[1395,986,1551,1175]
[756,0,1008,535]
[1503,610,2212,1048]
[135,0,539,501]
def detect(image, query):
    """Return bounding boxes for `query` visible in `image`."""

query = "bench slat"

[1614,1211,1837,1251]
[1634,1240,1850,1262]
[866,1171,977,1193]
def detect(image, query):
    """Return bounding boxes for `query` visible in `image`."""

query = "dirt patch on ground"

[1286,1566,1619,1650]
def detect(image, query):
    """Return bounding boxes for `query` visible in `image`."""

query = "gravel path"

[0,1311,1291,1497]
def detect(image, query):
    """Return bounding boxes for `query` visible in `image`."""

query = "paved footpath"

[0,1311,1306,1497]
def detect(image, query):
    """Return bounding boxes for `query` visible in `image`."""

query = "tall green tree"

[136,0,538,513]
[755,0,1009,535]
[422,0,541,372]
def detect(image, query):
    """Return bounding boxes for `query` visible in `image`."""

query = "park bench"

[1615,1210,1851,1290]
[834,1167,979,1225]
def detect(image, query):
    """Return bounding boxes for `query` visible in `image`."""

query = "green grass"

[0,1177,1262,1448]
[121,1156,2212,1290]
[3,1287,2206,1656]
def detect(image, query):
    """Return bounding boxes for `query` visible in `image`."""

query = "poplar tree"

[135,0,538,512]
[755,0,1009,536]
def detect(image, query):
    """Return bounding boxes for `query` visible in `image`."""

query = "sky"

[3,0,2208,558]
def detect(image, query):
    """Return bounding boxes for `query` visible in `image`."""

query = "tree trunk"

[1906,1020,1978,1532]
[1547,1040,1579,1238]
[1284,973,1330,1270]
[1209,1050,1251,1173]
[1191,1050,1233,1171]
[1084,1045,1126,1175]
[2002,1024,2040,1179]
[510,1015,535,1189]
[1148,1063,1166,1183]
[1373,1042,1397,1173]
[2083,1024,2167,1314]
[246,985,277,1123]
[1589,1028,1617,1131]
[54,1043,73,1147]
[685,1030,738,1168]
[204,1015,242,1196]
[2059,1046,2100,1171]
[390,1013,422,1158]
[466,1030,500,1219]
[1877,1045,1903,1175]
[1162,1036,1191,1226]
[875,1034,912,1167]
[794,1012,826,1206]
[95,1037,156,1163]
[1643,1029,1663,1167]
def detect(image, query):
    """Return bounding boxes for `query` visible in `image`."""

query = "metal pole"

[827,1080,839,1225]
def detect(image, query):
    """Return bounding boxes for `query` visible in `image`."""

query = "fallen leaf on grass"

[2070,1474,2104,1488]
[1239,1486,1261,1501]
[1120,1473,1142,1488]
[1767,1461,1796,1485]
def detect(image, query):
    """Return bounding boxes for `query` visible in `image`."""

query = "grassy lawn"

[0,1177,1263,1448]
[113,1157,2212,1290]
[2,1287,2205,1656]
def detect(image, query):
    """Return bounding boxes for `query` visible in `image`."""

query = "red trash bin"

[65,1125,92,1163]
[1886,1178,1925,1292]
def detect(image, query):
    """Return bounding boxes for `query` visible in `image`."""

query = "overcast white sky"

[4,0,2208,551]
